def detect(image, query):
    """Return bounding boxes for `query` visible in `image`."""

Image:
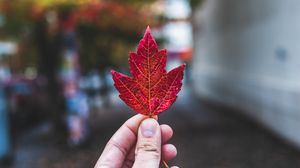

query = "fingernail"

[141,119,157,138]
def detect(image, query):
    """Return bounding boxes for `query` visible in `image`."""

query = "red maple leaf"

[111,26,185,116]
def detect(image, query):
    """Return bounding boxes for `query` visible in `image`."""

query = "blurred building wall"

[192,0,300,147]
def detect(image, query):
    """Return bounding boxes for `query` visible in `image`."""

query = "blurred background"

[0,0,300,167]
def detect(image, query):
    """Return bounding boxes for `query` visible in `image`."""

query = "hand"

[95,114,178,168]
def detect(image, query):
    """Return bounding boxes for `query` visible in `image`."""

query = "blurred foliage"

[0,0,161,74]
[75,2,152,73]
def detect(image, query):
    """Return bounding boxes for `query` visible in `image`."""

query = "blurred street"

[3,87,300,168]
[1,1,300,167]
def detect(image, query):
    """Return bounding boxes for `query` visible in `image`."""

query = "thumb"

[132,118,161,168]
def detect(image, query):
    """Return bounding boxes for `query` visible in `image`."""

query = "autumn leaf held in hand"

[111,26,185,116]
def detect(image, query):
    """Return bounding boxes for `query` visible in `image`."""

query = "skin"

[95,114,179,168]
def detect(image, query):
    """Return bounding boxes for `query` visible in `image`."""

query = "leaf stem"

[162,160,170,168]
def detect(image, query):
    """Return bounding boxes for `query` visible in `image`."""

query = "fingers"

[132,118,161,168]
[95,114,177,168]
[161,125,177,161]
[161,124,173,143]
[162,144,177,161]
[122,123,175,168]
[95,114,148,168]
[122,145,177,168]
[161,124,177,161]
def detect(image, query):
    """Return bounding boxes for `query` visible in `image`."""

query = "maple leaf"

[111,26,185,116]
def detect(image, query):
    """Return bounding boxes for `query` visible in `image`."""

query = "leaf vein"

[116,76,148,112]
[152,71,181,113]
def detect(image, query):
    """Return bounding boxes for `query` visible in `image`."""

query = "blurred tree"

[74,1,158,106]
[75,2,151,72]
[0,0,161,73]
[0,0,163,122]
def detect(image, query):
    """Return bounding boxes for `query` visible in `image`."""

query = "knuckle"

[136,141,160,159]
[106,139,127,157]
[123,159,134,168]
